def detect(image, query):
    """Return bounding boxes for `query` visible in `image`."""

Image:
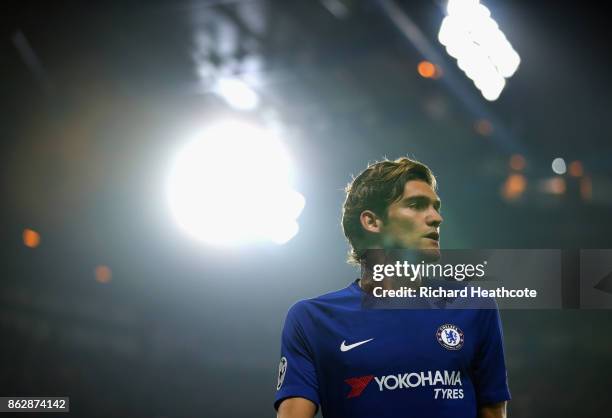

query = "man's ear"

[360,210,383,234]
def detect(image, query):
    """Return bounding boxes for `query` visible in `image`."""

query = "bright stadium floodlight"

[167,120,305,246]
[438,0,520,101]
[213,77,259,111]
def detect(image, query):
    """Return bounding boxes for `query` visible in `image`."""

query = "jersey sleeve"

[274,302,320,412]
[471,307,512,406]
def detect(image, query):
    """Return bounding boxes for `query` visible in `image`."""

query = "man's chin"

[418,247,441,263]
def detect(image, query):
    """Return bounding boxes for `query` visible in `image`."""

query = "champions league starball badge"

[277,357,287,390]
[436,324,464,350]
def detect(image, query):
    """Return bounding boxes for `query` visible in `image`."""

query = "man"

[274,157,510,418]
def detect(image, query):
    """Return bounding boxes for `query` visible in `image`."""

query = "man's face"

[379,180,443,260]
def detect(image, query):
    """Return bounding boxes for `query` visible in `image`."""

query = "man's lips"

[423,232,440,241]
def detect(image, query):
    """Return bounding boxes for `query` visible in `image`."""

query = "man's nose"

[427,208,443,227]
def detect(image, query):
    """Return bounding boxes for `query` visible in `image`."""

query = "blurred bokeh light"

[552,157,567,175]
[509,154,526,171]
[22,228,40,248]
[502,173,527,200]
[417,60,439,79]
[569,160,584,177]
[94,265,112,284]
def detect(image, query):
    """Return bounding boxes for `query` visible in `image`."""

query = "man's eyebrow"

[402,195,442,208]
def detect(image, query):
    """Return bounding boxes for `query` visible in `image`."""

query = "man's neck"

[357,250,426,294]
[358,271,422,294]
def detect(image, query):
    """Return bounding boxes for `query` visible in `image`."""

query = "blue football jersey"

[274,280,511,418]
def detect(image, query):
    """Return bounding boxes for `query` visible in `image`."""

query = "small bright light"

[542,177,566,195]
[509,154,526,171]
[580,176,592,200]
[23,228,40,248]
[474,118,493,136]
[552,158,567,175]
[214,78,259,110]
[501,173,526,201]
[568,160,583,177]
[167,120,305,246]
[417,61,438,79]
[95,265,112,283]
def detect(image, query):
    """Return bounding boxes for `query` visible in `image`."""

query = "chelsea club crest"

[436,324,464,350]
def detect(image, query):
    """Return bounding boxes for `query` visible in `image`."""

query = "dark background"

[1,1,611,417]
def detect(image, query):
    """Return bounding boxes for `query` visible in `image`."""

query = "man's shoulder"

[286,282,359,319]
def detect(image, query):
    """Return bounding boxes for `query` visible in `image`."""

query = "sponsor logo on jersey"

[345,370,462,398]
[277,357,287,390]
[344,375,374,398]
[436,323,464,350]
[340,338,374,352]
